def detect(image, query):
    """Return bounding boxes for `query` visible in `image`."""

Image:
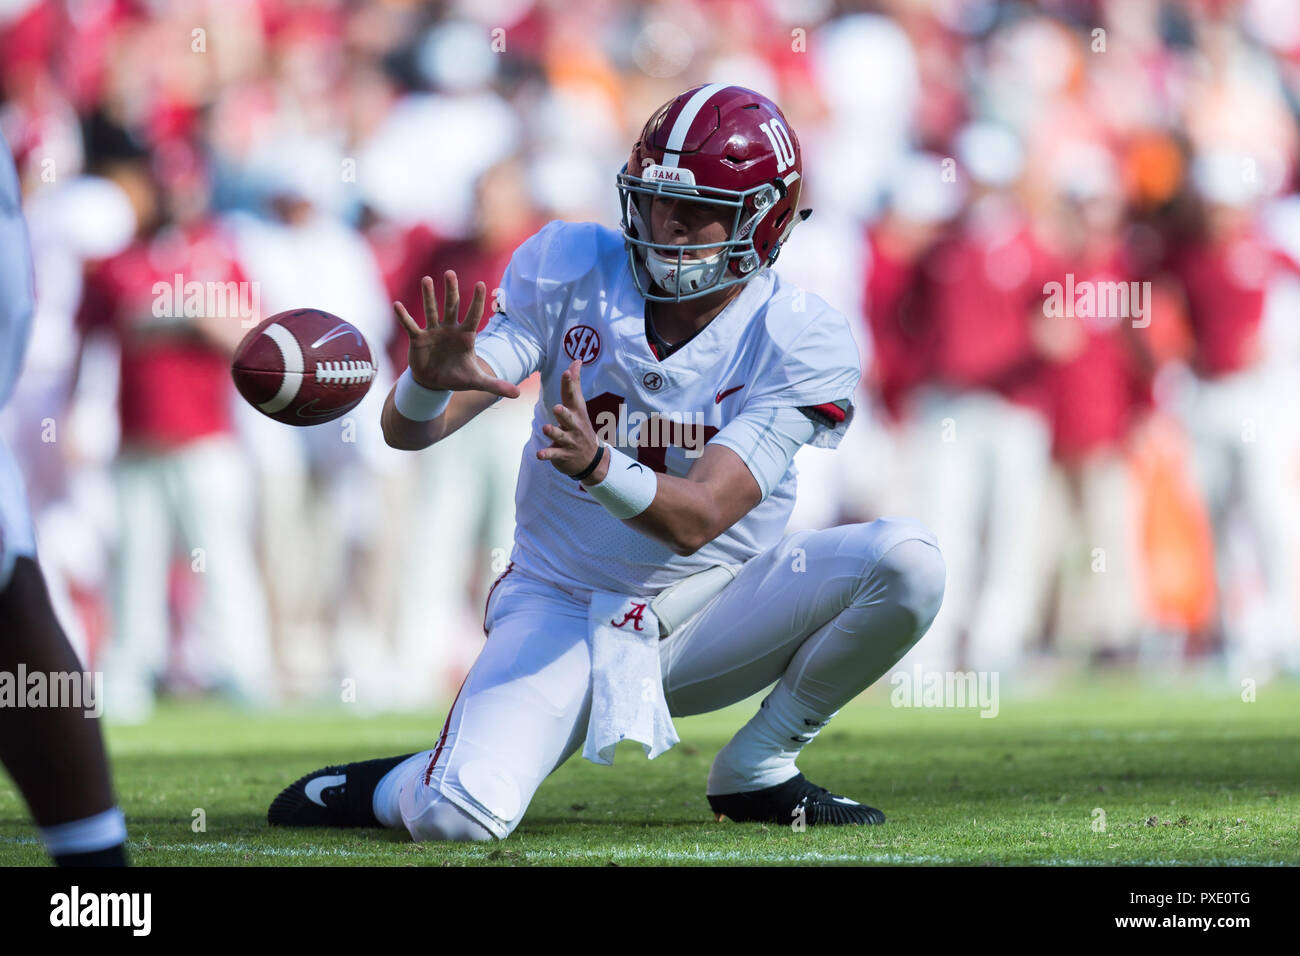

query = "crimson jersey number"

[584,391,718,475]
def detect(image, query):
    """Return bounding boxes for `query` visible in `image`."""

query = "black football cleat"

[708,771,886,826]
[268,752,419,828]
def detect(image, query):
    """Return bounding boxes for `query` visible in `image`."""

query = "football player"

[0,132,128,865]
[269,85,945,839]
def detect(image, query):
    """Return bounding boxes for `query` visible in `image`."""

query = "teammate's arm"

[382,272,522,451]
[540,359,769,556]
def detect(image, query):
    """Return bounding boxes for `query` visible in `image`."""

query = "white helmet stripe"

[660,83,728,168]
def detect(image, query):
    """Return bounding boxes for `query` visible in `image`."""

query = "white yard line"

[0,835,1289,865]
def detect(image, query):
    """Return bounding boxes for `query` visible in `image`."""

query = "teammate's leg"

[0,442,127,865]
[660,517,945,821]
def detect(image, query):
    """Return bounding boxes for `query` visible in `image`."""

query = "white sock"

[372,750,434,828]
[38,807,128,856]
[706,682,838,795]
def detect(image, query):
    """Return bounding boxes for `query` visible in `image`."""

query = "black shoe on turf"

[707,771,886,826]
[268,752,418,828]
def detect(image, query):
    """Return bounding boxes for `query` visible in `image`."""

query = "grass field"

[2,676,1298,866]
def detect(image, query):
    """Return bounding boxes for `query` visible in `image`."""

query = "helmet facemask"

[617,162,782,303]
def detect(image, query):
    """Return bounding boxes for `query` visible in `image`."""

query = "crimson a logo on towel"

[610,601,649,631]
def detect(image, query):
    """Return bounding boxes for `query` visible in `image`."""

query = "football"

[231,308,376,426]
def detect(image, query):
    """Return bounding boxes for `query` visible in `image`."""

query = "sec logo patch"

[563,325,601,365]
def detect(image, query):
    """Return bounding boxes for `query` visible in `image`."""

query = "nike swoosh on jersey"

[304,774,347,807]
[715,384,745,403]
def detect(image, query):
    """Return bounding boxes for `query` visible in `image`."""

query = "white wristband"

[394,368,452,421]
[585,443,658,519]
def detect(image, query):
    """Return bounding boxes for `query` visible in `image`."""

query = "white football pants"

[898,386,1053,676]
[1183,363,1300,676]
[100,435,273,719]
[390,516,945,841]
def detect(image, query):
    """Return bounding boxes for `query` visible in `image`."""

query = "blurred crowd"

[2,0,1299,720]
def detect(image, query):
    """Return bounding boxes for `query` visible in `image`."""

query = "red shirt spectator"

[77,221,245,448]
[863,224,931,420]
[914,209,1053,413]
[1168,224,1285,380]
[1041,256,1152,461]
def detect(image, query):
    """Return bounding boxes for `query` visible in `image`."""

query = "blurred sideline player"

[0,131,128,865]
[269,86,946,840]
[75,150,273,721]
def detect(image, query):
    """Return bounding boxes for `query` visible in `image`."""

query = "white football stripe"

[258,322,304,414]
[661,83,728,168]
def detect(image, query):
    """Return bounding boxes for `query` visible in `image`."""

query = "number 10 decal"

[760,119,796,172]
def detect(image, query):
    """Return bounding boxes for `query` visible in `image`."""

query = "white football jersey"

[0,130,35,411]
[474,220,861,595]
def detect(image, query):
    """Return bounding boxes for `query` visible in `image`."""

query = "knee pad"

[875,536,947,633]
[407,756,524,842]
[404,794,498,843]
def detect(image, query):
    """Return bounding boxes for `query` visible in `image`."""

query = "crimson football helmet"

[617,84,811,302]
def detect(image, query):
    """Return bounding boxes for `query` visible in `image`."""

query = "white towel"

[582,591,679,765]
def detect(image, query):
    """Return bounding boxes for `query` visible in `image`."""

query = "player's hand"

[393,272,520,399]
[539,358,604,480]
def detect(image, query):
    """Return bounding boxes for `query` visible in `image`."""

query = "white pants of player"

[896,387,1052,677]
[1182,364,1300,675]
[391,516,945,841]
[1041,455,1145,660]
[100,435,273,719]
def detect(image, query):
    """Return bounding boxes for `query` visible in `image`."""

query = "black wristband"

[572,442,607,482]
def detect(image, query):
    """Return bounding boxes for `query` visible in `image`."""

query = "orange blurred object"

[1130,414,1216,633]
[1122,132,1185,208]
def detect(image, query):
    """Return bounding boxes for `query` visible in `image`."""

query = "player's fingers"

[442,270,460,327]
[420,275,440,326]
[559,363,574,406]
[561,359,587,413]
[394,300,422,338]
[461,281,486,330]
